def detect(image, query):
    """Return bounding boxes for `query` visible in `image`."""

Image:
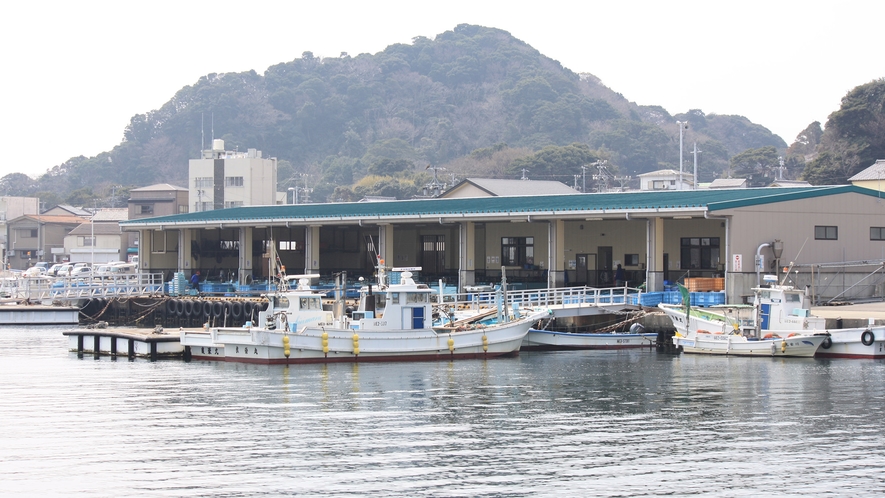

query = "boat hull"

[523,329,656,350]
[673,332,825,357]
[182,318,533,365]
[815,327,885,359]
[660,304,826,357]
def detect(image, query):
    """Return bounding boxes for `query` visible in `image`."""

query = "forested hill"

[5,24,793,205]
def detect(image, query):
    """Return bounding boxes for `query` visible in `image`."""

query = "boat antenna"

[779,238,808,286]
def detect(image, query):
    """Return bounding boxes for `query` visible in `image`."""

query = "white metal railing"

[437,285,644,311]
[3,273,165,302]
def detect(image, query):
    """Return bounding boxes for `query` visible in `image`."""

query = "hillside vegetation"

[7,24,880,206]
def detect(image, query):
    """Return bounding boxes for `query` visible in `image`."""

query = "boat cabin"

[353,271,434,331]
[257,275,334,331]
[754,275,826,332]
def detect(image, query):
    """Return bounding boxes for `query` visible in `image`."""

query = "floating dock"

[62,326,184,361]
[0,302,79,325]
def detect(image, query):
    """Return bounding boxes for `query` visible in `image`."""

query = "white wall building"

[637,169,695,191]
[64,208,129,265]
[189,139,277,212]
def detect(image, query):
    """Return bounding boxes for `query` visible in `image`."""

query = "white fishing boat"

[523,325,657,350]
[182,268,546,364]
[522,306,657,351]
[660,275,829,357]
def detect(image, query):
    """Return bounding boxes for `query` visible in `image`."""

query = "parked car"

[24,266,46,277]
[94,264,112,277]
[47,264,64,277]
[56,264,74,277]
[70,266,93,278]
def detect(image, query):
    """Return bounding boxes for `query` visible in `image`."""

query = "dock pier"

[63,326,184,361]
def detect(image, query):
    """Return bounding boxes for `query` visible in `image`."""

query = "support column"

[458,221,476,291]
[378,224,394,267]
[138,229,151,271]
[304,225,321,274]
[237,227,253,284]
[547,219,565,288]
[646,217,665,292]
[178,228,194,272]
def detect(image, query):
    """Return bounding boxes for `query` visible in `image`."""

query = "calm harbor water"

[2,326,885,497]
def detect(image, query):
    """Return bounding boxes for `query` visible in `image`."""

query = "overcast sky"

[2,1,881,180]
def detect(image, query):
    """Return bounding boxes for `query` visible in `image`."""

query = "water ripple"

[1,327,884,496]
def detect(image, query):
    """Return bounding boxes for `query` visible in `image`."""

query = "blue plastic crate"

[639,292,663,306]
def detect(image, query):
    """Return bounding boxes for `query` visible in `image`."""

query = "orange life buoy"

[763,333,781,339]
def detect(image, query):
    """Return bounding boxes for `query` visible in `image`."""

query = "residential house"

[6,213,87,269]
[64,208,129,265]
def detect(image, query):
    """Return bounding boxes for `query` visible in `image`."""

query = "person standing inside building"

[190,270,201,293]
[614,264,625,287]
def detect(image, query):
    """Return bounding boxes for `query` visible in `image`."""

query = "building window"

[624,254,639,266]
[219,240,239,251]
[151,231,167,254]
[225,176,244,187]
[139,205,153,215]
[79,236,95,247]
[871,227,885,241]
[502,237,534,268]
[279,241,299,251]
[814,226,838,240]
[680,237,720,270]
[195,177,213,188]
[224,201,244,208]
[18,229,37,238]
[195,201,212,212]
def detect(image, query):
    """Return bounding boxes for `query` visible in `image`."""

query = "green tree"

[508,143,598,180]
[729,146,780,186]
[368,158,413,176]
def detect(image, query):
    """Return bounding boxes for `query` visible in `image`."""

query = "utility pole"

[581,164,590,193]
[691,142,702,189]
[677,121,688,190]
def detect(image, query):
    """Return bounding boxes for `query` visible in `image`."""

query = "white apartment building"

[188,139,278,212]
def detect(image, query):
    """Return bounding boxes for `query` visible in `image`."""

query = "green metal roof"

[121,185,876,228]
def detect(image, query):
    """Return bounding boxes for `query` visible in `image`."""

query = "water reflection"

[1,327,884,496]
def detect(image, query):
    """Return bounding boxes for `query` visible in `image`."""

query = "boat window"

[276,297,289,309]
[407,292,426,303]
[785,293,800,303]
[300,297,322,310]
[760,291,770,299]
[390,292,399,304]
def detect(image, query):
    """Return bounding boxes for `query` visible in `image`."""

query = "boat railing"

[441,285,644,311]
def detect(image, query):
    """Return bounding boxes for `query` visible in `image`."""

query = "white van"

[108,263,137,275]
